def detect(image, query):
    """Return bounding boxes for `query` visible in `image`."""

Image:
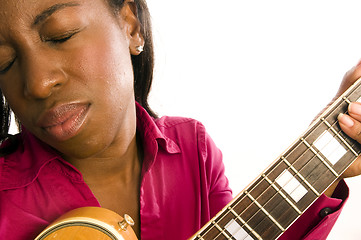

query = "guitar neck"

[190,78,361,240]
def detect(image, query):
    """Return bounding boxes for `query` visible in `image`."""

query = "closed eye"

[0,58,16,75]
[50,34,73,44]
[45,30,79,44]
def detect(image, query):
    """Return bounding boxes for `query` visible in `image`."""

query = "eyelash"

[48,33,75,44]
[44,29,81,44]
[0,58,16,75]
[0,31,79,74]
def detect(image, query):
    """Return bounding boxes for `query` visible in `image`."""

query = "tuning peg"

[118,214,135,231]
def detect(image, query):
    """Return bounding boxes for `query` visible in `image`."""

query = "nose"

[22,50,67,99]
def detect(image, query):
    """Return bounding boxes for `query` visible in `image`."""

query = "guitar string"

[196,83,361,240]
[237,91,361,238]
[197,80,361,239]
[235,97,357,238]
[197,126,326,239]
[202,105,348,239]
[199,135,328,239]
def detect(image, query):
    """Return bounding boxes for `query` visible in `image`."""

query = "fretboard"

[190,77,361,240]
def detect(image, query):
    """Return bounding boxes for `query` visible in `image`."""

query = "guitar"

[36,77,361,240]
[34,207,138,240]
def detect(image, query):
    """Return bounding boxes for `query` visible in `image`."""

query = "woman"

[0,0,361,239]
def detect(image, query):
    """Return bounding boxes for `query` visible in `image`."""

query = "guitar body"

[35,207,137,240]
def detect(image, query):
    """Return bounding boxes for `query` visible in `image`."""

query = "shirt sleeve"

[200,122,233,217]
[279,180,348,240]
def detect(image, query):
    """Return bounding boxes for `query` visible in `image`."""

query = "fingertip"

[348,102,361,116]
[338,113,354,128]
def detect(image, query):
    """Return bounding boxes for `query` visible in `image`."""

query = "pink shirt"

[0,103,348,239]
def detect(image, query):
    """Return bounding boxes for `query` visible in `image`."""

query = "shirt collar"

[136,102,180,154]
[136,102,181,174]
[0,103,181,190]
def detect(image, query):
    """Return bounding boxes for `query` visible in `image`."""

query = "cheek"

[64,34,135,130]
[68,35,134,95]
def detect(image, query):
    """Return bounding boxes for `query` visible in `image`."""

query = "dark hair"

[0,95,10,140]
[108,0,156,118]
[130,0,157,118]
[0,0,157,144]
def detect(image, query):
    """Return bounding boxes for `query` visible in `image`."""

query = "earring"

[136,45,144,53]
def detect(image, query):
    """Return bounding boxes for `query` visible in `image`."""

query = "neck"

[66,132,141,185]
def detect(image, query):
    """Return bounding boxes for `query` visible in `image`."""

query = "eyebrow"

[32,2,80,26]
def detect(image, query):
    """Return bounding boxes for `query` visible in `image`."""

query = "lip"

[37,102,90,141]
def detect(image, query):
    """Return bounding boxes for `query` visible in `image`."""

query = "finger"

[337,112,361,142]
[337,104,361,178]
[348,102,361,122]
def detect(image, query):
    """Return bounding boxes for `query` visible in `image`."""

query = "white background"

[147,1,361,239]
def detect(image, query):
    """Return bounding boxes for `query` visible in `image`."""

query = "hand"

[338,103,361,179]
[324,61,361,196]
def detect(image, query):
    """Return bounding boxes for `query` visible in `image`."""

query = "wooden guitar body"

[35,207,137,240]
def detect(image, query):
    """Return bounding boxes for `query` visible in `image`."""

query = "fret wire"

[197,220,221,239]
[199,136,335,239]
[244,191,285,232]
[300,138,339,177]
[238,171,293,237]
[213,195,266,240]
[220,156,304,239]
[222,135,337,239]
[192,80,361,240]
[197,162,285,238]
[343,96,351,104]
[281,157,320,197]
[333,98,361,155]
[226,173,292,239]
[262,174,302,215]
[321,117,358,156]
[228,207,263,240]
[197,200,256,239]
[237,139,327,237]
[212,221,232,239]
[198,115,349,239]
[195,83,361,239]
[196,208,235,239]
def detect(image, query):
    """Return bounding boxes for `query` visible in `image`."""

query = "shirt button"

[319,207,333,218]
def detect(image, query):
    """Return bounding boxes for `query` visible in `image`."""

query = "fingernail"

[338,113,354,127]
[349,102,361,116]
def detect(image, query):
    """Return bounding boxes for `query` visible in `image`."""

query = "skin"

[1,0,361,238]
[0,0,144,237]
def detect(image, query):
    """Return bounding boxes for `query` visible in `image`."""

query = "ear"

[118,1,145,55]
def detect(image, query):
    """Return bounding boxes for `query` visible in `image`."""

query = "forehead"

[0,0,81,24]
[0,0,113,28]
[0,0,109,42]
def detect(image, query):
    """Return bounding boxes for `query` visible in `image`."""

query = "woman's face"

[0,0,141,159]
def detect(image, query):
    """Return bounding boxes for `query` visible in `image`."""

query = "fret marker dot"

[276,170,307,202]
[313,131,346,165]
[225,219,254,240]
